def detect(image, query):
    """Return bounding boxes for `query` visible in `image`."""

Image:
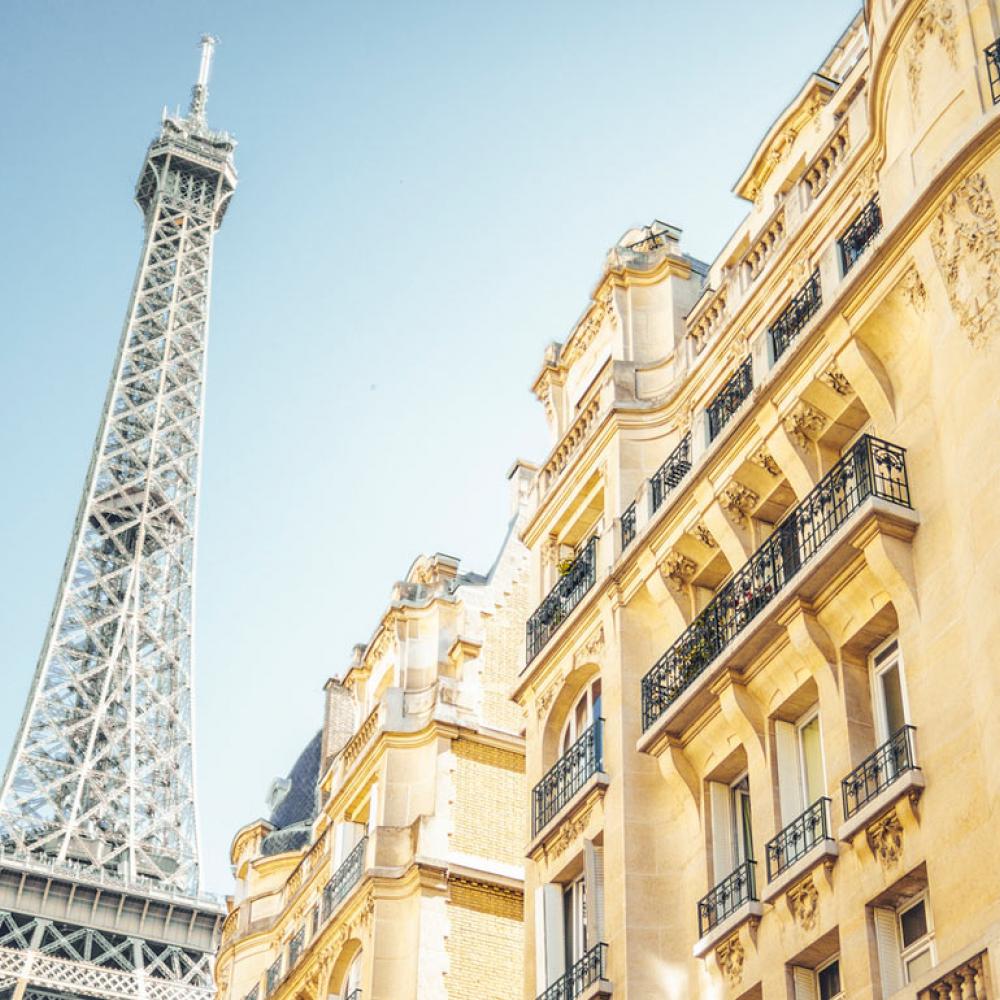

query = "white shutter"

[709,782,733,880]
[583,841,605,945]
[792,966,818,1000]
[874,906,904,997]
[775,720,802,825]
[534,884,565,991]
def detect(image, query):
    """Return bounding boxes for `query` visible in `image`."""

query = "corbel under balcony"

[693,860,763,959]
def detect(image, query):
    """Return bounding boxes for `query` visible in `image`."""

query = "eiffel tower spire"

[0,37,235,1000]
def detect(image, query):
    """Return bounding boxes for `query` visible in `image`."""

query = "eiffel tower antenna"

[0,35,236,1000]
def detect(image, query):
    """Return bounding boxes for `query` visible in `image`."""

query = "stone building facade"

[515,0,1000,997]
[213,490,532,1000]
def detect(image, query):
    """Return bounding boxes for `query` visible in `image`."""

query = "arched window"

[560,678,602,755]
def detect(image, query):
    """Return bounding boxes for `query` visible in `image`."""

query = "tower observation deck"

[0,36,235,1000]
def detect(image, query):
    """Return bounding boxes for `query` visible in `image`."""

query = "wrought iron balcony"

[986,38,1000,104]
[769,269,822,363]
[246,987,259,1000]
[537,942,608,1000]
[698,860,757,937]
[642,435,911,732]
[707,358,753,442]
[841,725,918,819]
[839,197,883,273]
[266,958,282,997]
[765,797,831,881]
[650,433,692,513]
[526,537,598,663]
[621,503,636,551]
[321,836,367,922]
[532,719,604,836]
[288,927,304,969]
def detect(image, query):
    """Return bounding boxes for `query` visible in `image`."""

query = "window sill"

[837,768,925,843]
[693,900,763,959]
[579,979,613,1000]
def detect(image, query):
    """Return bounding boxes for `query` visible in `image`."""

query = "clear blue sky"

[0,1,860,895]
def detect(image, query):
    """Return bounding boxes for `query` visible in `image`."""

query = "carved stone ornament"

[820,362,852,396]
[750,448,781,476]
[692,522,718,548]
[783,403,827,449]
[659,551,697,591]
[899,264,927,313]
[906,0,958,107]
[541,535,561,569]
[353,894,376,930]
[866,809,904,868]
[574,626,606,668]
[546,806,593,860]
[535,679,560,721]
[715,933,745,988]
[854,159,880,204]
[719,483,759,524]
[787,875,820,931]
[931,172,1000,347]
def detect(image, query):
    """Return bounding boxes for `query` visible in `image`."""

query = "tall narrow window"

[561,680,602,754]
[562,875,588,969]
[797,714,826,805]
[730,775,754,865]
[899,896,935,981]
[871,638,909,743]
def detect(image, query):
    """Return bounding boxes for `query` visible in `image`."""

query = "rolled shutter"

[873,906,903,997]
[775,720,802,826]
[792,966,818,1000]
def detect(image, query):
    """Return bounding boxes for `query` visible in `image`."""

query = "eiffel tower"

[0,36,236,1000]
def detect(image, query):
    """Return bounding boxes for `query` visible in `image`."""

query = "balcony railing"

[839,197,883,273]
[266,959,282,997]
[345,990,363,1000]
[986,38,1000,104]
[698,860,757,937]
[769,269,822,362]
[532,719,604,836]
[246,988,259,1000]
[526,537,598,663]
[537,942,608,1000]
[642,435,911,732]
[765,797,831,881]
[707,358,753,442]
[321,836,367,922]
[621,503,636,551]
[841,725,918,819]
[288,927,304,969]
[650,433,692,513]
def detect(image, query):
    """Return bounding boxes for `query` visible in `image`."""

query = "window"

[709,773,755,883]
[730,775,754,866]
[873,892,936,994]
[775,709,827,829]
[560,679,602,755]
[817,957,843,1000]
[563,874,588,969]
[342,953,362,998]
[899,896,935,982]
[871,637,910,744]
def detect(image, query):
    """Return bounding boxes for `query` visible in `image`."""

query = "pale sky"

[0,0,860,894]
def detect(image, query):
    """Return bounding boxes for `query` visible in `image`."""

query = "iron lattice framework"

[0,37,233,1000]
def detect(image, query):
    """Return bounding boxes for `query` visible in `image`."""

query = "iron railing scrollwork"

[526,537,598,663]
[765,797,831,881]
[321,836,368,923]
[986,38,1000,104]
[621,503,636,551]
[265,958,282,997]
[707,358,753,442]
[698,860,758,937]
[769,269,822,362]
[532,719,604,836]
[650,433,693,513]
[839,197,883,273]
[536,942,608,1000]
[641,436,910,731]
[288,927,304,971]
[841,725,918,819]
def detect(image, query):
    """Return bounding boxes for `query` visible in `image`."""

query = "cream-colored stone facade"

[516,1,1000,997]
[214,499,531,1000]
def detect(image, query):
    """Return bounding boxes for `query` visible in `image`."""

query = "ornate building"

[214,483,532,1000]
[515,0,1000,997]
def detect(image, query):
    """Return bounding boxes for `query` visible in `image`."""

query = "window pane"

[800,716,825,803]
[881,664,906,736]
[592,679,602,720]
[900,899,928,947]
[818,960,841,1000]
[905,947,933,981]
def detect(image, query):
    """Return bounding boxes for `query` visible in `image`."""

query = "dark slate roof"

[260,730,322,857]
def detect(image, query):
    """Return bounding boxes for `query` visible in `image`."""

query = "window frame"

[562,873,588,968]
[816,954,844,1000]
[795,709,827,807]
[869,635,911,744]
[560,679,602,755]
[898,893,936,983]
[729,773,753,866]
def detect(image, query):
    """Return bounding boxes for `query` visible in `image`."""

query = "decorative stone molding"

[917,950,989,999]
[545,805,593,861]
[854,159,880,204]
[786,875,820,931]
[743,211,786,282]
[715,934,745,988]
[931,172,1000,347]
[820,363,852,396]
[574,626,606,668]
[783,404,827,449]
[540,397,603,493]
[900,264,927,313]
[719,483,759,525]
[689,288,728,354]
[866,809,904,868]
[804,121,850,200]
[692,522,718,548]
[535,678,561,721]
[906,0,958,107]
[750,448,780,476]
[563,286,616,368]
[659,551,697,591]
